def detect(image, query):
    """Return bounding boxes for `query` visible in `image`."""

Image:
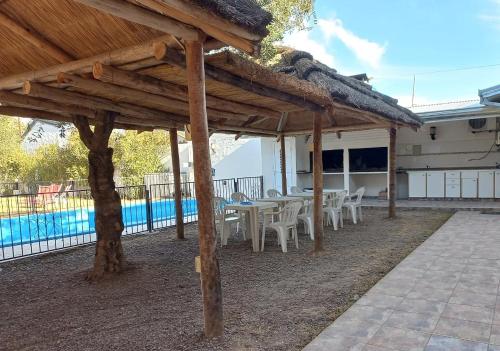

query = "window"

[349,147,388,172]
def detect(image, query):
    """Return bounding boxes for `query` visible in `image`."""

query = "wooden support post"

[388,126,397,218]
[280,136,287,195]
[169,128,184,239]
[185,40,223,337]
[313,112,324,253]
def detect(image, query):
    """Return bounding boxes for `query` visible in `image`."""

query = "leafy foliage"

[0,118,170,185]
[257,0,316,63]
[0,117,29,182]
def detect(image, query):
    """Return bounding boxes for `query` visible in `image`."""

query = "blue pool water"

[0,199,198,247]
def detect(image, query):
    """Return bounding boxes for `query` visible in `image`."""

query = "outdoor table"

[289,189,344,199]
[255,196,302,206]
[224,201,278,252]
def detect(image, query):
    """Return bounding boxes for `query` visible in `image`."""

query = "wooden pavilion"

[0,0,422,337]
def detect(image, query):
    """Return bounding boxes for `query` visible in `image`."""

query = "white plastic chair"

[266,189,282,198]
[231,192,251,202]
[343,187,365,224]
[290,186,302,194]
[213,197,242,246]
[323,191,346,230]
[297,199,314,240]
[261,201,303,252]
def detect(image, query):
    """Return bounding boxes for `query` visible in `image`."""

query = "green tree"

[0,116,29,183]
[113,130,170,186]
[257,0,316,63]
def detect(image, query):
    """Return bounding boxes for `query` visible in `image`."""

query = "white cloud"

[282,30,335,67]
[479,0,500,30]
[318,18,386,69]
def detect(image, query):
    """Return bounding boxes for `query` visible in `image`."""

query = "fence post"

[234,178,239,193]
[259,176,264,198]
[145,187,153,232]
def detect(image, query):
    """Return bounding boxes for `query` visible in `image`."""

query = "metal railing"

[0,176,263,262]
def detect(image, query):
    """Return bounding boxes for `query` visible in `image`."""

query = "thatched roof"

[275,50,422,127]
[188,0,272,36]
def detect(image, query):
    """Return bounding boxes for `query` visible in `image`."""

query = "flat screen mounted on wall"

[349,147,388,172]
[309,149,344,172]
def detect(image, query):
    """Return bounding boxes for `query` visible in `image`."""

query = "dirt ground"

[0,208,452,351]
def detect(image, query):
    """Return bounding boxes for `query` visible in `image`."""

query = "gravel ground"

[0,208,452,351]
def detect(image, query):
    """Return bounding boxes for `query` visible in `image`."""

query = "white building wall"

[212,138,262,179]
[397,118,500,169]
[261,137,296,194]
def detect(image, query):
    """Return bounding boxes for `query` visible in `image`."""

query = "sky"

[282,0,500,107]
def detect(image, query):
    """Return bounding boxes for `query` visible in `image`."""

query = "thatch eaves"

[187,0,273,36]
[275,50,423,127]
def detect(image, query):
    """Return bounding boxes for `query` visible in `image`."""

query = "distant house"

[21,119,66,154]
[161,133,264,181]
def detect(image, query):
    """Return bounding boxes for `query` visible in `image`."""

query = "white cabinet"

[496,171,500,198]
[445,171,460,198]
[426,171,445,198]
[478,171,494,198]
[461,171,478,199]
[409,171,426,198]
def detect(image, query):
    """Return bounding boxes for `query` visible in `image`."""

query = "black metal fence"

[0,176,263,262]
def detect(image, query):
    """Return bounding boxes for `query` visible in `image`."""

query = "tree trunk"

[73,112,124,280]
[88,147,124,279]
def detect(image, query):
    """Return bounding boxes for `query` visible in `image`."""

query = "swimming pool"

[0,198,198,248]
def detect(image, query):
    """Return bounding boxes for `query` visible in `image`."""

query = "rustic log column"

[280,136,287,195]
[313,112,324,252]
[185,40,223,337]
[169,128,185,239]
[73,112,124,280]
[388,126,397,218]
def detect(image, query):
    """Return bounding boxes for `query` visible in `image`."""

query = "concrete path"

[304,211,500,351]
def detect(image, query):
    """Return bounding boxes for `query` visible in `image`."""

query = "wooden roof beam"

[72,0,201,41]
[0,11,73,63]
[22,81,189,125]
[154,43,323,112]
[0,90,178,129]
[92,63,282,119]
[134,0,260,55]
[0,106,169,130]
[283,123,388,136]
[57,72,250,121]
[277,112,289,132]
[0,35,173,90]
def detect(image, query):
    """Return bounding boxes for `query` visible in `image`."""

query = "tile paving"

[303,211,500,351]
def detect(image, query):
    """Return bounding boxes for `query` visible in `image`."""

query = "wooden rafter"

[0,35,174,90]
[92,63,281,119]
[0,10,73,63]
[276,112,289,132]
[72,0,200,41]
[154,43,323,112]
[134,0,260,54]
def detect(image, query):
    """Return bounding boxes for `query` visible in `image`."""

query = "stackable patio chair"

[213,197,242,247]
[297,199,314,240]
[323,191,347,230]
[266,189,282,198]
[261,201,302,252]
[230,192,251,203]
[343,187,365,224]
[290,186,302,194]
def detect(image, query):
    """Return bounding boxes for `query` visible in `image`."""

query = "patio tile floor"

[303,211,500,351]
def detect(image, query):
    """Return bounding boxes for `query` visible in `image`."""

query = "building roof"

[187,0,272,36]
[411,83,500,123]
[274,50,422,128]
[479,84,500,104]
